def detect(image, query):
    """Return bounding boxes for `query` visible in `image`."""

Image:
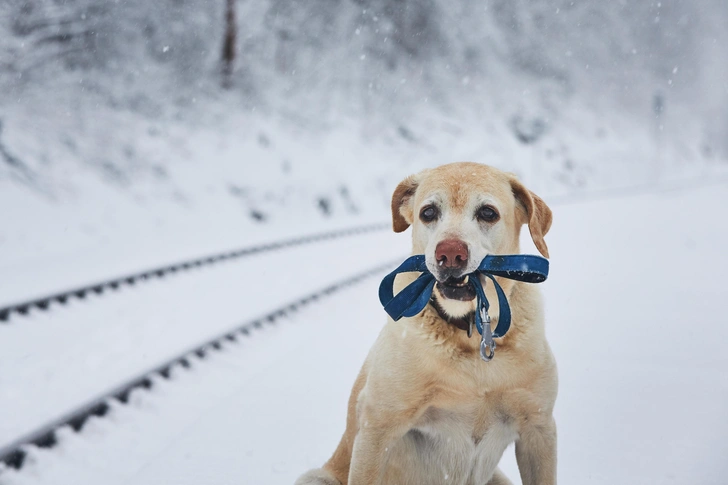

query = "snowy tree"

[221,0,237,89]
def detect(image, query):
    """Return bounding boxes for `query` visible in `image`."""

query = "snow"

[0,216,387,312]
[2,182,727,484]
[0,229,408,445]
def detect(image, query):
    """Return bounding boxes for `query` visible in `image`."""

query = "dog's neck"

[428,296,474,333]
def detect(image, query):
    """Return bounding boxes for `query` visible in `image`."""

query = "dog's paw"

[294,468,341,485]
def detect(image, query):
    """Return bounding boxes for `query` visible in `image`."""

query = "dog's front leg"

[347,394,424,485]
[515,415,557,485]
[348,421,408,485]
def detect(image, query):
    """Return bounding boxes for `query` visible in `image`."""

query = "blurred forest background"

[0,0,727,259]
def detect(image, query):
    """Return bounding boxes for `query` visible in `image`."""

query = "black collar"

[429,297,474,336]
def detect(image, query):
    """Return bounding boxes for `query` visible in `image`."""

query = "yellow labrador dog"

[296,162,556,485]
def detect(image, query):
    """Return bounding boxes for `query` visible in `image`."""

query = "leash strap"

[378,254,549,341]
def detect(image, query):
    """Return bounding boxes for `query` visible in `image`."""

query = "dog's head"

[391,162,552,318]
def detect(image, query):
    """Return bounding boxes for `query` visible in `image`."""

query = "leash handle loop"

[378,254,549,343]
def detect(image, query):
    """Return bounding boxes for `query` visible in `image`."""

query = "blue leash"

[378,254,549,361]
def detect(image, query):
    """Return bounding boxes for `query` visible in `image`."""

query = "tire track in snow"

[0,223,388,324]
[0,258,400,471]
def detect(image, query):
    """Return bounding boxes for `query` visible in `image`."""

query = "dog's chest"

[415,402,515,444]
[408,404,518,483]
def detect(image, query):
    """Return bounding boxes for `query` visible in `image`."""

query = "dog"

[296,162,557,485]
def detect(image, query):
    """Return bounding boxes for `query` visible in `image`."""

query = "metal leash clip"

[479,304,496,362]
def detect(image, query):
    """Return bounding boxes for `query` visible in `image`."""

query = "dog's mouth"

[435,275,477,301]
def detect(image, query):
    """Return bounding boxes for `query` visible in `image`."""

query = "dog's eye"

[420,205,439,223]
[476,205,499,223]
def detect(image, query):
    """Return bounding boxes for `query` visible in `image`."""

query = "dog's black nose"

[435,239,469,270]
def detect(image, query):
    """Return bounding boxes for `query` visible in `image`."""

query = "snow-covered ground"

[0,216,387,313]
[0,229,408,445]
[2,182,726,485]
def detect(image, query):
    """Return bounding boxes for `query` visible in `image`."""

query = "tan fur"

[295,162,557,485]
[509,178,552,258]
[390,173,424,233]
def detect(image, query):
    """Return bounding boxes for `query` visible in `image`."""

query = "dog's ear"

[391,173,422,233]
[510,177,553,258]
